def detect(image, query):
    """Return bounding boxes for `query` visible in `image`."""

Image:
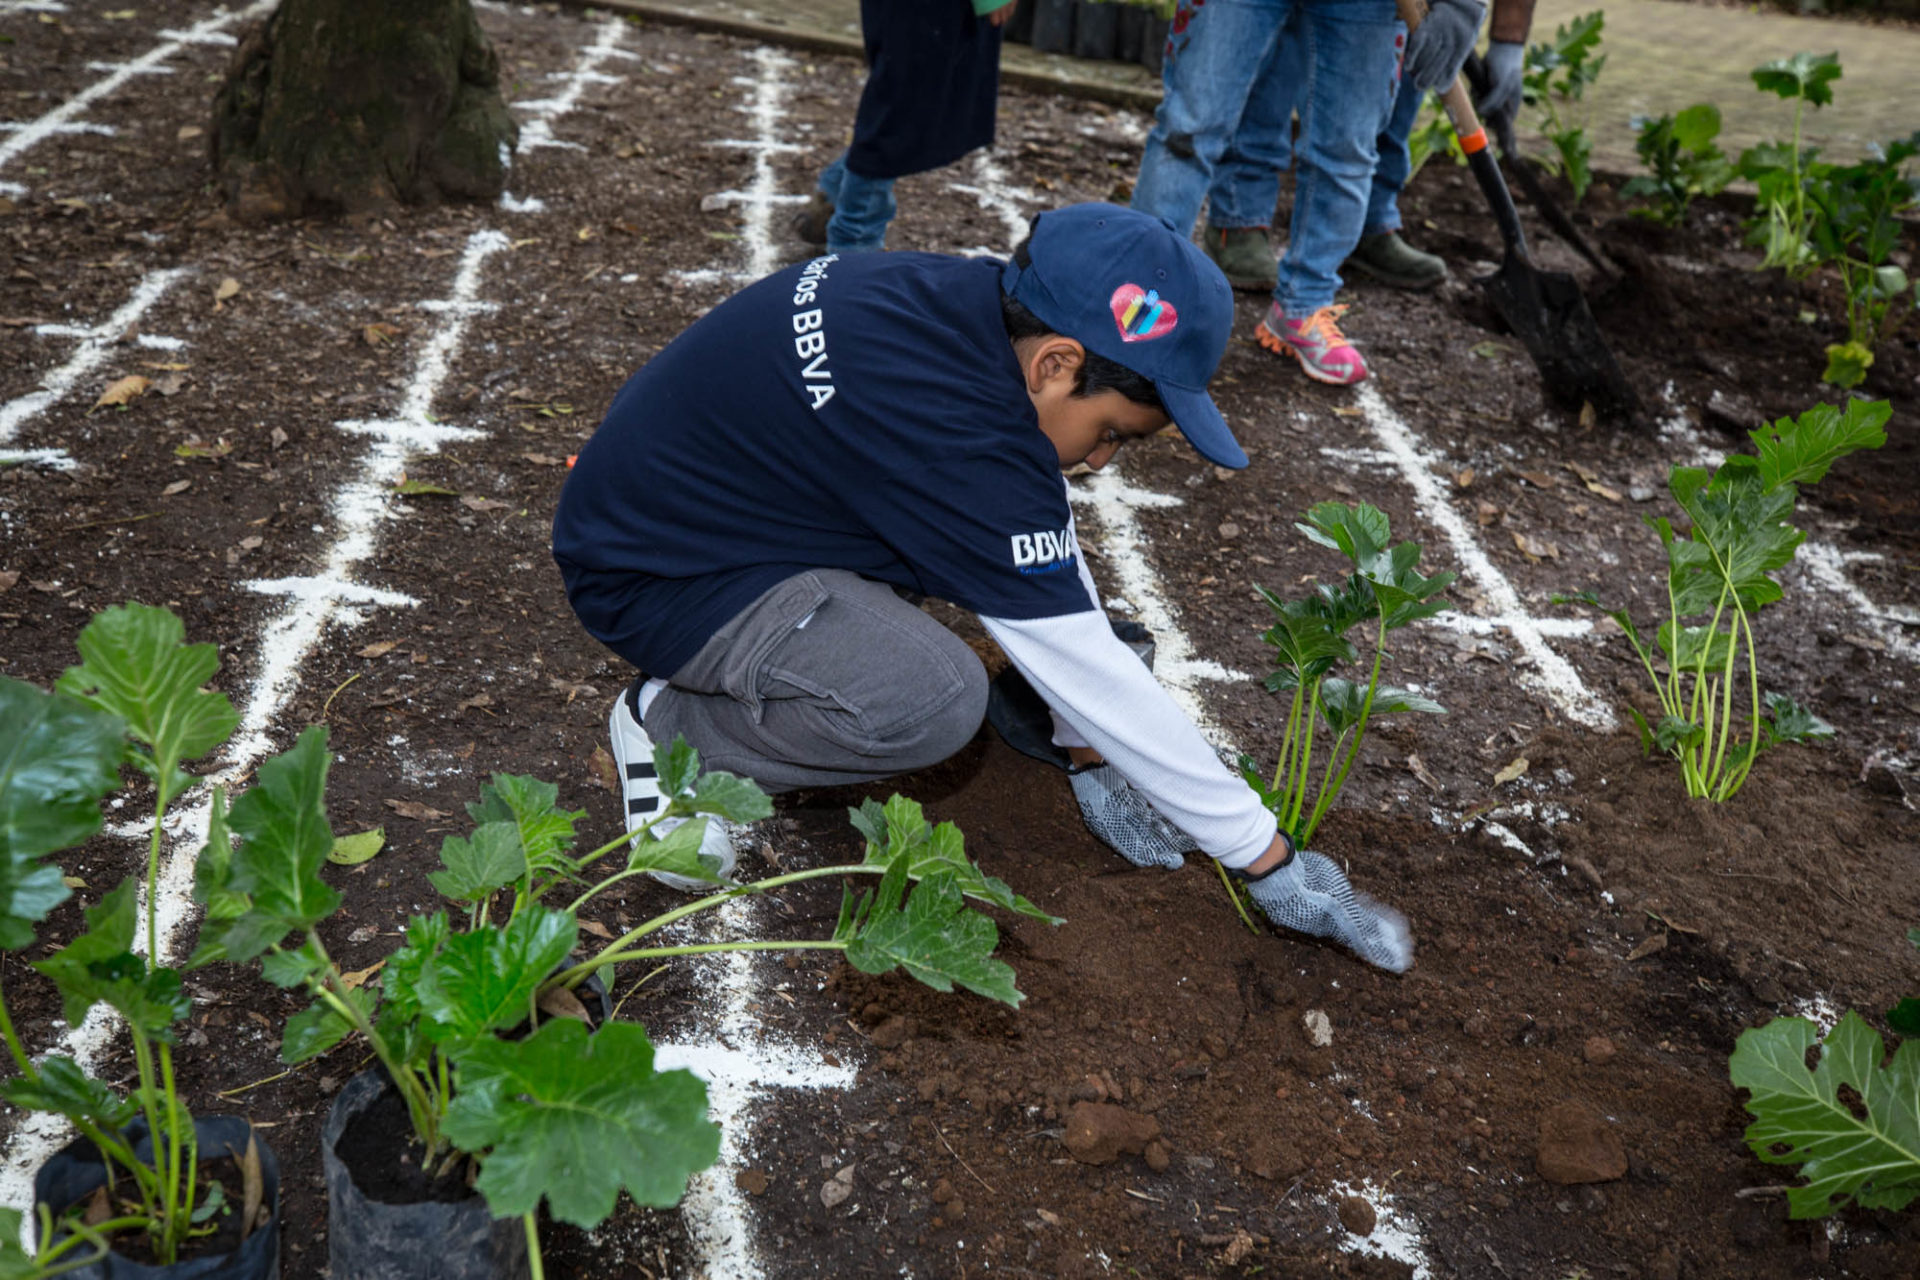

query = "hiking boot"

[1201,225,1277,291]
[1343,230,1447,290]
[1255,303,1370,386]
[608,680,737,893]
[789,191,834,247]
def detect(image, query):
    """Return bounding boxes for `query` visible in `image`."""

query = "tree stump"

[211,0,518,221]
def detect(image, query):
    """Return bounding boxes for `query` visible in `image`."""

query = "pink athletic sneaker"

[1256,303,1370,386]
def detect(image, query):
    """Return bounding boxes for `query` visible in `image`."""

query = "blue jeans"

[819,153,896,253]
[1134,0,1403,315]
[1208,21,1424,238]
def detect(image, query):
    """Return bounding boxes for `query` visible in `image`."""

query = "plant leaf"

[327,827,386,866]
[1297,501,1390,564]
[1888,999,1920,1039]
[854,794,1059,923]
[32,879,190,1040]
[258,939,326,990]
[0,1054,137,1130]
[0,678,123,949]
[429,822,527,903]
[1750,50,1842,107]
[689,771,773,825]
[197,727,341,964]
[843,867,1023,1006]
[1730,1012,1920,1217]
[624,818,722,884]
[415,906,577,1042]
[55,603,238,807]
[464,775,584,880]
[1749,400,1891,489]
[281,987,372,1064]
[443,1019,719,1226]
[1763,692,1835,745]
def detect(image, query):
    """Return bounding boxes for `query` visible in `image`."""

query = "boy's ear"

[1024,336,1087,394]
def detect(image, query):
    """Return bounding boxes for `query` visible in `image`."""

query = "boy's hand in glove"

[1401,0,1488,92]
[1068,763,1198,869]
[1244,846,1414,972]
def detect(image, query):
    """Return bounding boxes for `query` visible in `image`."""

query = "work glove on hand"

[1401,0,1488,92]
[1476,39,1525,133]
[1244,848,1414,972]
[1068,763,1199,870]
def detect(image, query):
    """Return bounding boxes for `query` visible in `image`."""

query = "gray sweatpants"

[645,570,989,793]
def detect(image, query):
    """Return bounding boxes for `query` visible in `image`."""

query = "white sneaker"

[608,682,737,893]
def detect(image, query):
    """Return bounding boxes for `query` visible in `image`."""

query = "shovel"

[1395,0,1640,417]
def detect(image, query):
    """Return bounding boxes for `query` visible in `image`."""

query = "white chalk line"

[0,0,65,13]
[1354,383,1614,730]
[0,230,510,1228]
[948,148,1039,254]
[0,1,273,192]
[654,897,856,1276]
[1800,540,1920,666]
[670,47,796,290]
[501,17,626,207]
[0,266,192,469]
[1068,470,1249,743]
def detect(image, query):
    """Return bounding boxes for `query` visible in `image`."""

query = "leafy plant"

[1520,11,1606,202]
[1739,51,1842,277]
[0,605,246,1266]
[195,721,1048,1277]
[1556,399,1889,801]
[1622,104,1735,226]
[1406,92,1465,183]
[1730,1011,1920,1217]
[1238,502,1453,854]
[1805,131,1920,388]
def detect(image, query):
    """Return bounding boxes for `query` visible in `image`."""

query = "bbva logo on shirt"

[1009,526,1079,575]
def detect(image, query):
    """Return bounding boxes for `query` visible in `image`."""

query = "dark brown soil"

[335,1081,478,1207]
[2,4,1917,1280]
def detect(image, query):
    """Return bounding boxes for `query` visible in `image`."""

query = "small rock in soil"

[1302,1009,1333,1047]
[820,1165,855,1209]
[930,1178,954,1205]
[1582,1035,1617,1065]
[734,1168,768,1196]
[1337,1194,1377,1236]
[1144,1140,1170,1172]
[1062,1102,1161,1166]
[1536,1101,1628,1184]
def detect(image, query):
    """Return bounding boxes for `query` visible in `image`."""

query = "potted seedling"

[192,718,1054,1279]
[0,604,281,1278]
[1231,502,1452,925]
[1557,398,1890,802]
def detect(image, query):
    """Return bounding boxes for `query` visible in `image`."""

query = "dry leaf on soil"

[357,640,399,659]
[1453,468,1475,488]
[1515,469,1557,489]
[160,479,191,497]
[538,985,592,1023]
[363,322,403,346]
[578,918,615,940]
[383,798,450,821]
[1494,756,1530,784]
[214,277,241,304]
[456,692,494,712]
[1512,532,1559,562]
[240,1134,264,1242]
[0,570,17,593]
[588,744,620,797]
[92,374,149,411]
[1627,933,1669,962]
[340,960,386,990]
[1407,754,1441,792]
[459,495,512,513]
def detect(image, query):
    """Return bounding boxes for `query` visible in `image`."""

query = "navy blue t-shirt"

[552,252,1093,677]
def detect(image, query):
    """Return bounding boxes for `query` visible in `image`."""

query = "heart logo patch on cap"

[1110,284,1178,343]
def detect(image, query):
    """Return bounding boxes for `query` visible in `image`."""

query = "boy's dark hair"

[1002,238,1166,415]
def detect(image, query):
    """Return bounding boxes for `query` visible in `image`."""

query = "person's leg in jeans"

[1198,17,1304,291]
[816,152,897,253]
[1345,72,1448,288]
[1131,0,1293,241]
[1255,0,1403,385]
[645,570,987,792]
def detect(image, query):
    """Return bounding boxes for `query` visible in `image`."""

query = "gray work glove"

[1477,39,1525,132]
[1401,0,1488,92]
[1244,848,1414,972]
[1068,763,1199,870]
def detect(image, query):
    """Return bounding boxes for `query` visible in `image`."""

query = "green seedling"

[195,720,1050,1279]
[1730,1010,1920,1217]
[1557,398,1889,802]
[1239,502,1453,855]
[1739,51,1842,277]
[1521,11,1606,202]
[1805,131,1920,388]
[0,605,248,1266]
[1622,104,1735,226]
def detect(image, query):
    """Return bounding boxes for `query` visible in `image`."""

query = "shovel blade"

[1480,253,1640,418]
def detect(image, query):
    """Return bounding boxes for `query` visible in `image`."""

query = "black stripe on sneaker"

[626,762,657,780]
[628,795,661,815]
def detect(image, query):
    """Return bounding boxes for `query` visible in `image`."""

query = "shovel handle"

[1393,0,1530,257]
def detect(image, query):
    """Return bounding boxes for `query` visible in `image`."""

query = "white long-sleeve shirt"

[979,503,1276,869]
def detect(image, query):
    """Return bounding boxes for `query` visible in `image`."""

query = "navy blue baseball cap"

[1002,203,1247,470]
